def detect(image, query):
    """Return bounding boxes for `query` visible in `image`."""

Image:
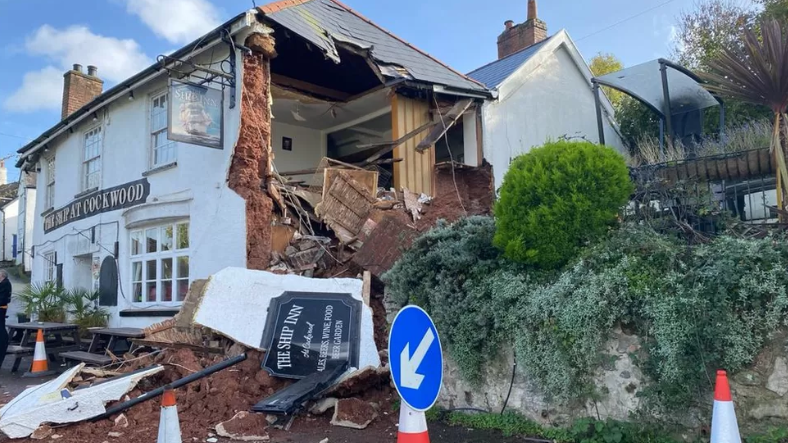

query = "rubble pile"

[269,159,494,280]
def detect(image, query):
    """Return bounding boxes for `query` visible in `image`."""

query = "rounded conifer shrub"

[493,140,633,269]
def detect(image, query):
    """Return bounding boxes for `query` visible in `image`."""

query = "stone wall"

[436,324,788,432]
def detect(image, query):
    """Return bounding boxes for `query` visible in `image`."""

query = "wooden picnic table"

[60,327,145,366]
[5,322,82,372]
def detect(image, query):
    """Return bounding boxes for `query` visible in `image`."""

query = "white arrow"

[399,328,435,390]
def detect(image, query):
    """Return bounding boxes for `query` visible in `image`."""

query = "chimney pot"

[505,20,514,29]
[87,65,98,77]
[528,0,538,21]
[73,64,83,73]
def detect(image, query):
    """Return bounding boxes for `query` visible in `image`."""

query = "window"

[43,251,56,282]
[45,157,55,209]
[151,93,175,167]
[130,222,189,303]
[83,127,102,190]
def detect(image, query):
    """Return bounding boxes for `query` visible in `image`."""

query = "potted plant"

[65,288,109,336]
[18,282,68,323]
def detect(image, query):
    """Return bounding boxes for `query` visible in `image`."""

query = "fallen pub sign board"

[43,178,150,233]
[261,291,362,379]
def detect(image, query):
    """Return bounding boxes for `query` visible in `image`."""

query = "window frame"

[43,251,56,283]
[149,90,176,169]
[129,221,190,305]
[45,156,55,210]
[82,125,103,191]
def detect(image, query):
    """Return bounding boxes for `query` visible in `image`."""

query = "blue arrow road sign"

[389,305,443,412]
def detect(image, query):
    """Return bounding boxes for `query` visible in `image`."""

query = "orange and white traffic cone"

[397,403,430,443]
[711,370,741,443]
[23,329,56,378]
[157,389,183,443]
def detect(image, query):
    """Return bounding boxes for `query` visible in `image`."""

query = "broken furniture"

[60,327,145,366]
[4,322,82,373]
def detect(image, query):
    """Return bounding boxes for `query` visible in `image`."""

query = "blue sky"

[0,0,722,181]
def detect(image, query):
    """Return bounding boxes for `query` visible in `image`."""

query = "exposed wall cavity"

[228,33,277,270]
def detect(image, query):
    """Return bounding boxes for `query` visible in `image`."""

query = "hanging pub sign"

[261,291,362,379]
[43,178,150,234]
[168,79,224,149]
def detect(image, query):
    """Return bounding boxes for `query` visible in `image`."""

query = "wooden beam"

[415,99,474,152]
[362,271,371,306]
[357,121,435,165]
[271,73,351,102]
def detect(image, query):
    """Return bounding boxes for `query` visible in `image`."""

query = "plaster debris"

[215,411,270,441]
[330,398,378,430]
[309,398,338,415]
[0,364,163,439]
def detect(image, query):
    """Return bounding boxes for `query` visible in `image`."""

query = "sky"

[0,0,722,182]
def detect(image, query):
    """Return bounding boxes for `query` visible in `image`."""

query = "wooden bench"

[59,351,113,366]
[5,346,34,372]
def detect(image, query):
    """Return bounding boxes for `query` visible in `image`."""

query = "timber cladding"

[392,95,434,196]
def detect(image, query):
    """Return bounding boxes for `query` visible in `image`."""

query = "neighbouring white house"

[467,0,625,190]
[14,2,489,328]
[14,170,36,273]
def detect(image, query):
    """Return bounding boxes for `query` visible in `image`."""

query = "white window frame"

[45,156,55,210]
[150,90,176,168]
[82,125,102,191]
[43,251,56,282]
[130,221,190,305]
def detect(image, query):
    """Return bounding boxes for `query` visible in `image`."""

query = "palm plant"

[700,19,788,210]
[65,288,109,335]
[17,281,68,323]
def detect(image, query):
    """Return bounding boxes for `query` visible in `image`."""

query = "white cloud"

[125,0,221,45]
[3,66,63,113]
[26,25,152,83]
[3,25,152,113]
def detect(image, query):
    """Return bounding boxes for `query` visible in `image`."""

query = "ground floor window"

[43,251,56,282]
[130,222,190,303]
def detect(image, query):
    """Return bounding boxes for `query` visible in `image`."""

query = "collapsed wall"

[228,32,277,270]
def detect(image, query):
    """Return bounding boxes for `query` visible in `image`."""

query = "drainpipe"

[1,206,6,262]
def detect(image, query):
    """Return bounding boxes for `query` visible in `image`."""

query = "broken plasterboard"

[0,364,164,439]
[192,267,381,372]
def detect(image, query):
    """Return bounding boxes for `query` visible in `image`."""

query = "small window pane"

[133,283,142,303]
[132,261,142,282]
[161,226,173,251]
[131,231,143,256]
[146,228,158,253]
[176,224,189,249]
[177,256,189,278]
[177,279,189,302]
[146,260,157,280]
[162,281,173,302]
[146,282,157,302]
[162,258,173,279]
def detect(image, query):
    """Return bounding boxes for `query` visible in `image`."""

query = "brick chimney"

[497,0,548,59]
[61,64,103,119]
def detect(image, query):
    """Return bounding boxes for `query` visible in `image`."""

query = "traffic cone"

[710,370,741,443]
[397,403,430,443]
[23,329,56,378]
[157,389,183,443]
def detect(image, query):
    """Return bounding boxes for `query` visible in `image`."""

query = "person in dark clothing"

[0,270,11,369]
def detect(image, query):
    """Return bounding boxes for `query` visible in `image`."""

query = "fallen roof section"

[259,0,488,94]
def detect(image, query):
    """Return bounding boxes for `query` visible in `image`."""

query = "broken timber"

[415,99,474,152]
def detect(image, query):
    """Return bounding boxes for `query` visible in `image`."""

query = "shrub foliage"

[385,217,788,414]
[493,141,632,269]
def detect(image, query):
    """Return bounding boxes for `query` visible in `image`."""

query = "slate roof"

[467,36,553,89]
[0,182,19,206]
[260,0,487,93]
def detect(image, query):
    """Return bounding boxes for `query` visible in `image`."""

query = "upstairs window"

[151,92,175,167]
[45,157,55,209]
[83,126,102,190]
[44,251,56,282]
